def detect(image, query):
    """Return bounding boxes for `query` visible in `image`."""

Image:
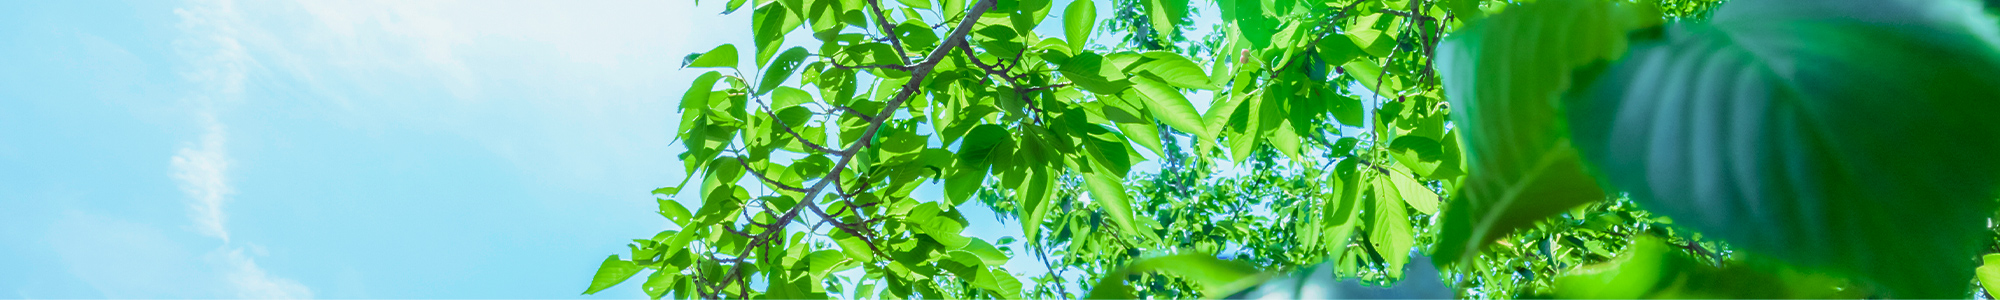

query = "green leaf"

[687,44,739,69]
[1202,88,1251,150]
[1086,254,1265,299]
[1340,58,1398,99]
[908,202,971,249]
[1017,167,1055,241]
[1129,51,1215,90]
[975,268,1023,299]
[1116,122,1164,158]
[1142,0,1188,41]
[1430,0,1644,268]
[1383,170,1437,215]
[1321,165,1362,255]
[1315,35,1363,69]
[957,124,1009,161]
[1565,0,2000,296]
[960,238,1010,265]
[896,0,930,9]
[681,72,724,136]
[771,86,813,109]
[1367,175,1412,278]
[1387,135,1443,177]
[834,233,878,262]
[1980,254,2000,295]
[583,255,643,295]
[649,187,679,196]
[752,2,802,67]
[1081,164,1144,241]
[1345,27,1394,58]
[1554,237,1861,299]
[1063,0,1095,52]
[758,47,810,95]
[642,270,677,299]
[657,199,693,226]
[1057,52,1133,94]
[1228,257,1452,299]
[1129,74,1207,137]
[807,250,854,278]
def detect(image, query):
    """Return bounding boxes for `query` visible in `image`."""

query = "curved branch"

[865,0,913,64]
[704,0,999,296]
[831,62,915,71]
[734,157,811,193]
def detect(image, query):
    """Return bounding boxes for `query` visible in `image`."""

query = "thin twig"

[831,62,915,71]
[704,0,999,297]
[734,157,811,193]
[865,0,913,64]
[1378,8,1437,22]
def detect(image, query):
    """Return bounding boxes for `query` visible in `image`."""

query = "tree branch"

[865,0,913,64]
[705,0,998,296]
[1378,8,1437,22]
[830,62,915,71]
[750,97,843,154]
[734,157,811,193]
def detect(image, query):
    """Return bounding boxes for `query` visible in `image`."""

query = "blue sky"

[0,0,1223,298]
[0,0,748,297]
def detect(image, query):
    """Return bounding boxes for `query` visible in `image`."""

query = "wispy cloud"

[172,0,312,298]
[172,115,230,242]
[221,245,313,299]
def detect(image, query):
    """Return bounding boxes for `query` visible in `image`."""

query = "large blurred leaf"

[1553,237,1861,299]
[1565,0,2000,296]
[1085,254,1264,299]
[1229,255,1451,299]
[1430,0,1651,268]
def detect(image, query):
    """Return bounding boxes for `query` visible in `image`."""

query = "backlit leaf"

[1063,0,1095,52]
[687,44,740,69]
[1566,0,2000,296]
[1431,0,1646,268]
[583,255,643,295]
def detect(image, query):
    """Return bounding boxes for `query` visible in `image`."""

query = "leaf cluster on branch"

[593,0,2000,298]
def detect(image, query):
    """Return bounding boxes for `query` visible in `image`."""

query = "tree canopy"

[590,0,2000,298]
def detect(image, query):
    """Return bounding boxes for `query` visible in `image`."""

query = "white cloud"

[221,245,314,299]
[172,0,312,298]
[172,116,230,242]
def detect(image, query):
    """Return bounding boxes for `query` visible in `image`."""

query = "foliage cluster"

[588,0,2000,298]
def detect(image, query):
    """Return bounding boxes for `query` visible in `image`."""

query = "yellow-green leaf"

[687,44,739,69]
[583,255,642,295]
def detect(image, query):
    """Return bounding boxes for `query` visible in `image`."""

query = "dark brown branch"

[750,92,842,154]
[830,62,914,71]
[865,0,913,64]
[959,42,1017,85]
[734,157,810,193]
[804,200,892,259]
[704,0,998,296]
[1022,83,1071,93]
[722,226,755,237]
[1378,8,1437,22]
[837,106,875,122]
